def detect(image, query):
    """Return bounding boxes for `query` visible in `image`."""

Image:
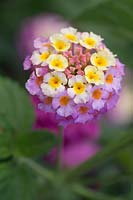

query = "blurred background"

[0,0,132,199]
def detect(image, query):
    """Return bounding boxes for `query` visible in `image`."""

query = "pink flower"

[104,67,122,93]
[25,71,45,95]
[73,103,94,123]
[23,55,32,70]
[115,59,125,76]
[91,86,108,111]
[33,37,49,49]
[52,91,75,117]
[38,95,54,113]
[106,91,119,110]
[32,96,59,133]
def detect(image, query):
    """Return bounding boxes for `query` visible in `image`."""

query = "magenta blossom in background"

[17,14,69,58]
[61,143,99,168]
[64,122,101,145]
[62,122,100,168]
[45,122,100,168]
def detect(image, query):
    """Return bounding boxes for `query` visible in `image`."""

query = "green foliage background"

[0,0,132,200]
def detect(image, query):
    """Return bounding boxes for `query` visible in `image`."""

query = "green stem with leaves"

[16,156,125,200]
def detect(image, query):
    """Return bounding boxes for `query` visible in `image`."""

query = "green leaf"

[0,161,42,200]
[116,147,133,174]
[15,131,57,157]
[53,185,78,200]
[0,76,34,133]
[0,131,12,159]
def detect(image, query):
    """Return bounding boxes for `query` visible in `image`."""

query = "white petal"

[30,51,41,65]
[61,27,77,34]
[85,65,97,73]
[43,73,52,82]
[81,32,89,39]
[75,75,86,83]
[68,76,76,86]
[57,85,65,93]
[59,73,67,85]
[50,33,64,43]
[67,88,75,98]
[74,92,89,104]
[41,83,55,97]
[40,46,49,53]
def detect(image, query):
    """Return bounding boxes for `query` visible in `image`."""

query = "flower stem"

[17,156,55,182]
[57,127,64,170]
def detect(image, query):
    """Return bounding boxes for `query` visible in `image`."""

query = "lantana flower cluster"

[24,27,125,126]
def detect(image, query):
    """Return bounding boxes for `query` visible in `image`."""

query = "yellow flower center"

[92,89,102,99]
[51,59,63,69]
[86,71,99,82]
[54,40,67,51]
[73,82,85,94]
[44,97,53,105]
[40,52,50,61]
[105,74,113,84]
[79,106,88,114]
[65,34,76,41]
[59,96,70,106]
[85,37,96,46]
[94,56,107,67]
[49,76,61,89]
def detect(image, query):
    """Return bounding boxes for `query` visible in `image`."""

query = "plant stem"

[17,156,55,182]
[57,127,64,170]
